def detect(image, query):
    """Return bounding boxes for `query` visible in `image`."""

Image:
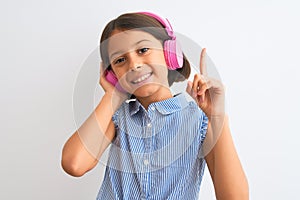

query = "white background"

[1,0,300,199]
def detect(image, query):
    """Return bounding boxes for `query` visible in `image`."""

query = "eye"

[138,47,149,54]
[114,57,126,65]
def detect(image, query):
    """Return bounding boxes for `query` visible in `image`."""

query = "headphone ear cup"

[104,70,126,93]
[105,69,118,86]
[163,39,184,70]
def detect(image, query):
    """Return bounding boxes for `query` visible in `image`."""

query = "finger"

[99,62,105,84]
[100,62,104,76]
[187,79,204,102]
[197,78,209,94]
[192,74,201,94]
[197,82,206,102]
[197,77,215,103]
[200,48,208,76]
[193,74,208,102]
[192,74,206,93]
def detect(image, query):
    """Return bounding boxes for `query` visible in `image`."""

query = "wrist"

[102,91,127,111]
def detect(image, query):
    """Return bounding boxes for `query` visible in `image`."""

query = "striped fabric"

[96,93,208,200]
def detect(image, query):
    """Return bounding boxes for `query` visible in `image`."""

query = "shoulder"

[185,101,209,141]
[111,101,129,127]
[174,99,208,134]
[184,100,206,118]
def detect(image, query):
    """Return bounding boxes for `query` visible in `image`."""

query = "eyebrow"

[109,39,151,60]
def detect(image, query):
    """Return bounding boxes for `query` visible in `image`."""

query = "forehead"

[107,29,161,55]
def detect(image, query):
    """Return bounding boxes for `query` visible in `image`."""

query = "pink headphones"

[104,11,184,92]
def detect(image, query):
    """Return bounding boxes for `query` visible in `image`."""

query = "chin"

[132,84,161,98]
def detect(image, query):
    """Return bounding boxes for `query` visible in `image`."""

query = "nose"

[130,64,142,71]
[128,53,143,72]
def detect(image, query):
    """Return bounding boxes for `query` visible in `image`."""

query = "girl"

[61,11,249,199]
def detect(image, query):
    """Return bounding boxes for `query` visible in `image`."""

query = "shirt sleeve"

[111,109,119,129]
[199,110,209,145]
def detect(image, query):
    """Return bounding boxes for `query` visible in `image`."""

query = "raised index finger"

[200,48,207,75]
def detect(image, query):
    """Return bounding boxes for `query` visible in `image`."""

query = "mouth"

[131,72,153,84]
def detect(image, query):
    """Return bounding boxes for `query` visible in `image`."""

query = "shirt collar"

[127,93,189,116]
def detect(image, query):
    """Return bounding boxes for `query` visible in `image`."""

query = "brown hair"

[99,12,191,86]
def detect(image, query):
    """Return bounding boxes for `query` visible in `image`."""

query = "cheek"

[151,52,168,70]
[112,67,126,79]
[114,70,132,89]
[153,66,169,85]
[156,67,168,76]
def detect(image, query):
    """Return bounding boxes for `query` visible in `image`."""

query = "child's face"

[107,29,170,98]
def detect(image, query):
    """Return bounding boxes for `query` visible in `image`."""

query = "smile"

[131,72,153,84]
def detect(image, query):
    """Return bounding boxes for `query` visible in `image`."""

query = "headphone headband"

[138,11,175,40]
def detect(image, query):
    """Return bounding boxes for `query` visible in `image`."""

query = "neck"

[136,87,173,110]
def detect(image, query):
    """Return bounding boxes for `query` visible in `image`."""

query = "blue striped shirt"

[96,93,208,200]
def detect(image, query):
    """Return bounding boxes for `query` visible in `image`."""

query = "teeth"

[133,73,151,84]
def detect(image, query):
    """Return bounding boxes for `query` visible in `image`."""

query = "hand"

[99,62,128,102]
[99,62,116,93]
[186,48,225,119]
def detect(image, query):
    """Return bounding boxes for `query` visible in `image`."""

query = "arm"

[61,92,122,177]
[186,48,249,199]
[61,62,127,177]
[204,115,249,199]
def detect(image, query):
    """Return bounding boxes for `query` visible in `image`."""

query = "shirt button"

[151,107,155,111]
[143,159,149,165]
[147,123,152,128]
